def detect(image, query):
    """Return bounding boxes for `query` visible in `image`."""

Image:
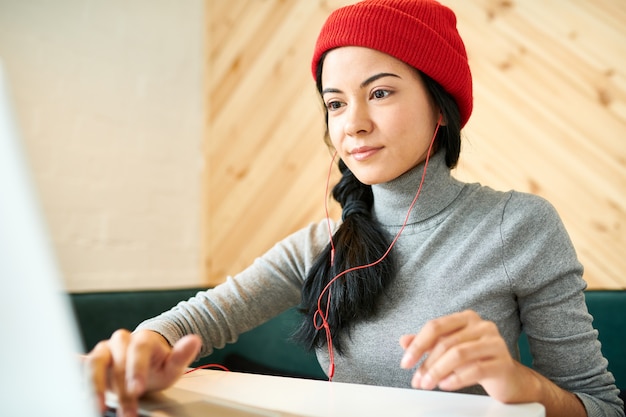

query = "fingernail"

[421,373,434,390]
[127,378,141,396]
[411,370,422,388]
[438,376,452,391]
[400,353,413,369]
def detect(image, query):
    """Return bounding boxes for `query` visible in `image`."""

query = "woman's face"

[321,46,441,185]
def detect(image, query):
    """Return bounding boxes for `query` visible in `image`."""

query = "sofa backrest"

[71,287,325,379]
[518,290,625,390]
[71,288,624,388]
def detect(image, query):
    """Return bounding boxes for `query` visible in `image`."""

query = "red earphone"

[318,115,443,381]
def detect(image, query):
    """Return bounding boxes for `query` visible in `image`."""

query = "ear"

[437,110,447,127]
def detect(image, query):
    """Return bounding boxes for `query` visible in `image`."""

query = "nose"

[344,102,373,137]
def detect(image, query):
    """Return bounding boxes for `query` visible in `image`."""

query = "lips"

[350,146,383,161]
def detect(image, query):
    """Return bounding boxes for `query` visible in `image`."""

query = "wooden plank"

[203,0,626,289]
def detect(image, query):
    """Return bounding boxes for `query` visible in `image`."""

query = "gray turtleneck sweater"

[137,151,624,416]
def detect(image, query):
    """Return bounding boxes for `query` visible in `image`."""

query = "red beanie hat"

[312,0,473,127]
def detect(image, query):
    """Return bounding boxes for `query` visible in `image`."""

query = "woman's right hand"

[83,329,202,417]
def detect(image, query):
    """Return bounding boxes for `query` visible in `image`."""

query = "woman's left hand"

[399,310,528,403]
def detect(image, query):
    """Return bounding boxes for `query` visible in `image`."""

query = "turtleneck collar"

[371,150,464,227]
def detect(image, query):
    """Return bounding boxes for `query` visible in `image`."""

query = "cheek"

[327,119,343,149]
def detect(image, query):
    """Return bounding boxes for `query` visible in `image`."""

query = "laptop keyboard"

[102,406,150,417]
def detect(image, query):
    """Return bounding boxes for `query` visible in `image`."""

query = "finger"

[401,311,476,369]
[437,357,504,391]
[132,334,202,393]
[107,329,138,416]
[435,327,514,394]
[164,335,202,375]
[120,332,198,417]
[125,331,165,398]
[399,334,416,350]
[420,317,495,372]
[84,341,114,413]
[415,333,503,390]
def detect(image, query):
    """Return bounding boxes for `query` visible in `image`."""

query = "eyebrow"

[322,72,401,95]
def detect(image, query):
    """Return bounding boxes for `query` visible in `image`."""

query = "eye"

[326,100,345,111]
[371,89,391,100]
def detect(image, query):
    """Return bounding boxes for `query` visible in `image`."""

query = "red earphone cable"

[325,150,338,267]
[184,363,230,374]
[318,116,442,381]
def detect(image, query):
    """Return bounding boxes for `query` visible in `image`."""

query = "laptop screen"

[0,61,98,417]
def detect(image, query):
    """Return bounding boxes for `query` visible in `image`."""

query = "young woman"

[85,1,624,416]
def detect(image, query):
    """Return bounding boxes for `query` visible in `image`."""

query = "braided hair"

[293,55,462,353]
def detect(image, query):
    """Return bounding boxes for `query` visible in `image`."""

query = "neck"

[371,151,463,226]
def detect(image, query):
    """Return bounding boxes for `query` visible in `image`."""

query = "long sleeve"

[502,192,624,416]
[135,219,332,357]
[135,151,624,416]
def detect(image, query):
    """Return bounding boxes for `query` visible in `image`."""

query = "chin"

[352,171,393,186]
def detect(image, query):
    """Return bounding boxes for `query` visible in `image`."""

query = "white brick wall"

[0,0,204,291]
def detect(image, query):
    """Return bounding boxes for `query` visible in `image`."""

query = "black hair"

[293,52,462,353]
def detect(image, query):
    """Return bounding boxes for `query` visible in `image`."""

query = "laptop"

[0,62,301,417]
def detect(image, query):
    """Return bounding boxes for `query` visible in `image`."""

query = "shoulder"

[284,218,338,249]
[504,190,560,219]
[499,191,565,237]
[262,218,337,272]
[454,183,559,230]
[461,182,561,226]
[465,185,569,247]
[496,191,582,289]
[460,184,572,254]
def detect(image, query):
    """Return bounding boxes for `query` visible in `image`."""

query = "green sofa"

[71,287,326,380]
[71,288,624,392]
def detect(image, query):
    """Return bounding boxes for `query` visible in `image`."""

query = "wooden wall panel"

[204,0,626,289]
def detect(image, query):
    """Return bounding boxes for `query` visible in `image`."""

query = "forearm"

[136,271,302,357]
[517,364,587,417]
